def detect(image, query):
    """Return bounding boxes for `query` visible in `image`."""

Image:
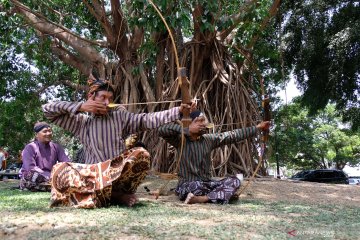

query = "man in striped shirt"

[42,76,193,208]
[158,111,270,204]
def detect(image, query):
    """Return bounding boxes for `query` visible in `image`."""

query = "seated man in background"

[19,122,70,191]
[158,111,270,204]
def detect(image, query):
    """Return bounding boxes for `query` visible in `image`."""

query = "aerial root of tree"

[142,39,264,178]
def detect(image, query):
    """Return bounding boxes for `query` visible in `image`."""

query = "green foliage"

[0,1,86,159]
[0,0,285,165]
[0,20,44,155]
[0,99,41,155]
[272,102,360,170]
[51,125,82,160]
[0,0,279,152]
[281,0,360,130]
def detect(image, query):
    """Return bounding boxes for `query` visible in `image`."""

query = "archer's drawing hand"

[179,101,196,114]
[79,94,108,115]
[256,121,271,131]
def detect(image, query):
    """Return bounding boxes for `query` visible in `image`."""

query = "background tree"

[1,0,282,176]
[313,105,360,169]
[272,102,360,170]
[0,5,82,161]
[281,0,360,131]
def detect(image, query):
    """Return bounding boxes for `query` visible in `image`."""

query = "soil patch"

[138,176,360,207]
[2,176,359,207]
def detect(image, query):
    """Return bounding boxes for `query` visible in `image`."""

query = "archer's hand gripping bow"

[261,96,271,142]
[178,68,192,128]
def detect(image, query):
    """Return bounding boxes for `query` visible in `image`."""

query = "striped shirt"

[42,101,180,164]
[158,123,258,184]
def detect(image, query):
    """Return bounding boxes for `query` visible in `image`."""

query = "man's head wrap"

[34,122,51,133]
[87,70,115,95]
[180,110,205,121]
[189,110,204,121]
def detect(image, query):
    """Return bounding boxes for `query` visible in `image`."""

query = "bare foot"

[112,192,138,207]
[184,193,195,204]
[184,193,209,204]
[150,190,160,200]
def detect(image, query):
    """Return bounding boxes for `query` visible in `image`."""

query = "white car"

[348,178,360,185]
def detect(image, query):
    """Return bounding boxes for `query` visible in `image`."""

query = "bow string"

[148,0,192,127]
[147,1,192,196]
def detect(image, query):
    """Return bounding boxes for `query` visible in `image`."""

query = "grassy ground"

[1,179,359,240]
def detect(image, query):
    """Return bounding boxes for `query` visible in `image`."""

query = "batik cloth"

[19,169,51,192]
[50,147,150,209]
[175,176,241,204]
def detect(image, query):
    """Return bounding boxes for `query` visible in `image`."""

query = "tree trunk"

[8,0,281,178]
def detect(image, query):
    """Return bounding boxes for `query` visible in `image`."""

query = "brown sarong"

[19,170,51,192]
[50,147,150,208]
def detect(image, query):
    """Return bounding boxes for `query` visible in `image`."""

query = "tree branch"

[111,0,130,59]
[11,0,106,47]
[11,0,106,67]
[218,0,257,41]
[82,0,115,45]
[192,4,204,41]
[246,0,281,49]
[50,40,91,75]
[35,79,88,96]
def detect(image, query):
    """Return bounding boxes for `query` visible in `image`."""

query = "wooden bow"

[147,1,192,195]
[261,95,271,142]
[260,75,271,149]
[178,68,192,127]
[257,74,271,173]
[148,0,192,127]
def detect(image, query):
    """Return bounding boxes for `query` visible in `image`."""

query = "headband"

[34,122,51,133]
[180,110,205,121]
[87,78,115,95]
[189,110,204,121]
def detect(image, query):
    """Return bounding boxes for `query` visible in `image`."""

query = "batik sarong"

[50,147,150,208]
[176,176,241,204]
[19,170,51,192]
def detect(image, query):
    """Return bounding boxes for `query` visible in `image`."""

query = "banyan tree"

[5,0,282,177]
